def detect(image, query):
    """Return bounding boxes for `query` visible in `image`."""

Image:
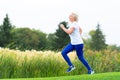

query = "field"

[0,48,120,78]
[0,72,120,80]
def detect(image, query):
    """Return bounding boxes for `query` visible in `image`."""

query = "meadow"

[0,72,120,80]
[0,47,120,78]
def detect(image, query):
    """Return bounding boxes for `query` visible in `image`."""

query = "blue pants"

[61,43,92,71]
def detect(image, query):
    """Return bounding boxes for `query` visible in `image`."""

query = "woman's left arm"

[60,24,74,34]
[79,27,82,34]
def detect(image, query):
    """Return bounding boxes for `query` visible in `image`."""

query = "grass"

[1,48,120,78]
[0,72,120,80]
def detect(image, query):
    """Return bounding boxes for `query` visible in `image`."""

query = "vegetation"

[0,14,120,52]
[88,24,107,51]
[8,28,47,51]
[0,48,120,78]
[47,21,70,50]
[0,15,70,51]
[0,14,120,79]
[0,72,120,80]
[0,14,13,47]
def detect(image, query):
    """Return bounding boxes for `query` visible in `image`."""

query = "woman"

[60,13,94,74]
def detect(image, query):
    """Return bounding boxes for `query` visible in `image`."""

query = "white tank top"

[69,22,83,45]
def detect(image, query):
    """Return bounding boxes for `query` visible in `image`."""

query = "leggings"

[61,43,92,71]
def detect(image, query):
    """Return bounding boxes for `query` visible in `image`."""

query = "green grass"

[0,72,120,80]
[1,48,120,78]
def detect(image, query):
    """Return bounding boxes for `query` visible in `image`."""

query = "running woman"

[60,13,94,74]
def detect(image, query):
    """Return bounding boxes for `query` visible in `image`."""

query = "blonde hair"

[71,13,79,22]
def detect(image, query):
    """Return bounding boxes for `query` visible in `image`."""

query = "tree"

[90,24,107,51]
[32,29,47,50]
[0,14,13,47]
[48,21,70,50]
[9,28,47,51]
[46,33,57,50]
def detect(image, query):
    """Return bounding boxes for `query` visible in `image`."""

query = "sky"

[0,0,120,46]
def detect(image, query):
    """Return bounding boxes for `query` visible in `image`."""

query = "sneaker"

[66,66,76,72]
[88,70,94,74]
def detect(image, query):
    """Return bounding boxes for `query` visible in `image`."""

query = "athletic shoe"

[88,70,94,74]
[66,66,76,72]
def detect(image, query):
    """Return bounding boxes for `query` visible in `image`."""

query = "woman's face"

[69,14,75,22]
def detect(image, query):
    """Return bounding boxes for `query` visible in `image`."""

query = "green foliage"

[107,44,120,52]
[0,48,120,78]
[89,24,107,51]
[0,14,13,47]
[46,33,57,50]
[32,30,47,50]
[8,28,47,51]
[48,21,70,50]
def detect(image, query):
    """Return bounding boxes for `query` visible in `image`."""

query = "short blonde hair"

[71,13,79,22]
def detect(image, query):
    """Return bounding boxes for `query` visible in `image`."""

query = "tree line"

[0,14,120,51]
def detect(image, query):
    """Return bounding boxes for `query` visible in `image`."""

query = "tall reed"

[0,48,120,78]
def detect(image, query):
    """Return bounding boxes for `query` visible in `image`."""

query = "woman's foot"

[88,70,95,74]
[66,65,76,72]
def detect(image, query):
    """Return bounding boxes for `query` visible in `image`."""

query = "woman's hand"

[60,24,65,29]
[60,24,74,34]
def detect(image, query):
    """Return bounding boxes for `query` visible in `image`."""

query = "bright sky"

[0,0,120,46]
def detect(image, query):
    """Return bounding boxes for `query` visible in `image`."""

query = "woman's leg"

[61,43,74,66]
[75,44,92,71]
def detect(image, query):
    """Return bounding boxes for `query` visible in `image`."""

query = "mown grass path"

[0,72,120,80]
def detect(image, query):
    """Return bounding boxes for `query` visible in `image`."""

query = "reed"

[0,48,120,78]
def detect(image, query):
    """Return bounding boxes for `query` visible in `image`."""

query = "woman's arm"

[79,27,82,34]
[60,24,74,34]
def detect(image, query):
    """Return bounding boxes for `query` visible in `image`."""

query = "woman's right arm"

[60,24,74,34]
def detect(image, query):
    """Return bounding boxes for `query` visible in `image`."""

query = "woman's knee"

[78,56,84,61]
[61,50,66,56]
